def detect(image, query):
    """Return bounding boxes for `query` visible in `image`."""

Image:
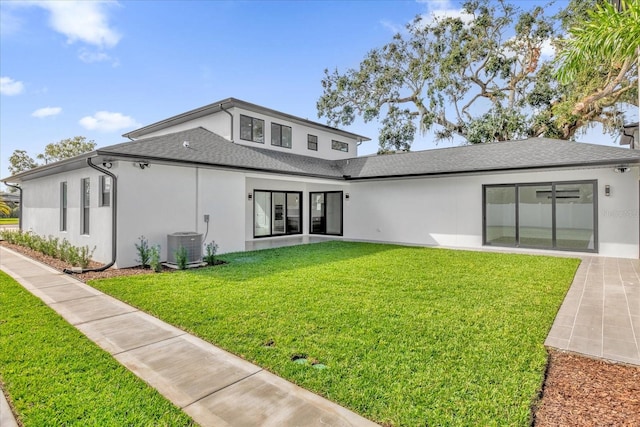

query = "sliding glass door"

[483,181,597,252]
[310,191,343,235]
[253,190,302,238]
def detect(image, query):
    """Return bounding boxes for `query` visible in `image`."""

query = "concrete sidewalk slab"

[114,334,263,408]
[185,370,362,427]
[0,246,378,426]
[50,295,138,325]
[75,311,186,354]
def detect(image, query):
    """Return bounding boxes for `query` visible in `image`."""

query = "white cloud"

[418,0,474,25]
[79,111,140,132]
[380,19,404,34]
[35,1,121,49]
[32,106,62,118]
[0,76,25,96]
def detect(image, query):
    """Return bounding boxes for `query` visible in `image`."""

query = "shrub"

[203,241,219,266]
[78,246,96,269]
[149,245,162,273]
[175,246,188,270]
[135,236,151,268]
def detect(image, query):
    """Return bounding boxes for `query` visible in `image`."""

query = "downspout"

[3,182,22,231]
[220,103,234,142]
[64,158,117,273]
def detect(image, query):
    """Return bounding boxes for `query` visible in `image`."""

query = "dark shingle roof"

[99,127,344,178]
[6,132,640,183]
[338,138,640,179]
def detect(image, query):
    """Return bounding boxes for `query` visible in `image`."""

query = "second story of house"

[122,98,371,160]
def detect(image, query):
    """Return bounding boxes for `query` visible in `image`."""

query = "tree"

[0,197,10,217]
[37,136,97,164]
[317,0,559,152]
[7,150,38,176]
[7,136,96,175]
[553,0,639,140]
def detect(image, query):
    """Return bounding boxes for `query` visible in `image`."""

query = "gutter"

[64,158,118,273]
[2,182,22,231]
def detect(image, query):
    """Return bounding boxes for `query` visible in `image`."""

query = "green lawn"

[0,218,18,225]
[90,241,579,426]
[0,271,194,426]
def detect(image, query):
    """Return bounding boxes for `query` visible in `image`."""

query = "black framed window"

[331,140,348,152]
[307,134,318,151]
[99,175,111,207]
[240,114,265,143]
[483,180,597,252]
[81,178,90,235]
[254,190,302,237]
[271,123,292,148]
[60,181,67,231]
[310,191,343,235]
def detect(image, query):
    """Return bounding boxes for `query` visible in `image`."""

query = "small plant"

[175,246,188,270]
[78,246,96,269]
[203,241,219,266]
[135,235,151,268]
[149,245,162,273]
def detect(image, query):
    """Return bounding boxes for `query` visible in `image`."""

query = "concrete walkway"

[0,246,377,427]
[545,256,640,366]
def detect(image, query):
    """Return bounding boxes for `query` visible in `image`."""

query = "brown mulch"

[0,241,175,282]
[534,350,640,427]
[2,241,640,425]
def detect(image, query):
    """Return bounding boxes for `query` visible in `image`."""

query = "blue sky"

[0,0,630,181]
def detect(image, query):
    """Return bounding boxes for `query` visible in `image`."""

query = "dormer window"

[240,115,265,143]
[332,140,348,152]
[307,134,318,151]
[271,123,292,148]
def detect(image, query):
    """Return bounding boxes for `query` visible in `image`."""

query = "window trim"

[253,190,303,238]
[482,180,598,253]
[99,175,111,207]
[309,191,343,236]
[240,114,265,143]
[307,134,318,151]
[81,177,90,235]
[271,122,292,148]
[60,181,67,231]
[331,140,349,152]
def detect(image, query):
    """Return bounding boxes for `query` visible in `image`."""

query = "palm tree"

[555,0,639,141]
[0,196,11,217]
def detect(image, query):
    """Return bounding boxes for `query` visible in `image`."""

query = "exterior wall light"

[248,193,253,200]
[605,185,611,196]
[345,193,350,200]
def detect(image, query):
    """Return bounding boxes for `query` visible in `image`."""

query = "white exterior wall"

[345,166,639,259]
[232,107,359,160]
[115,162,247,267]
[135,113,231,140]
[245,174,346,237]
[131,107,360,161]
[20,167,113,264]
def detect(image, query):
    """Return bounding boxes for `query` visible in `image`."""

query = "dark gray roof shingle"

[99,127,344,178]
[338,138,640,179]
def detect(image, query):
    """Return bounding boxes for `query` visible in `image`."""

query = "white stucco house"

[3,97,640,268]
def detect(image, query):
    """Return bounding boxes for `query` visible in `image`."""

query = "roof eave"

[122,97,371,142]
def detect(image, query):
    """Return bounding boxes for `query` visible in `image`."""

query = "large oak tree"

[317,0,558,152]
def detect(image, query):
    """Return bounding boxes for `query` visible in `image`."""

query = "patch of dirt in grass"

[534,349,640,426]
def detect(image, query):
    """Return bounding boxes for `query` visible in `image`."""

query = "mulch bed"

[2,241,639,425]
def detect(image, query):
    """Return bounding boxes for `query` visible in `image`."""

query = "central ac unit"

[167,232,203,264]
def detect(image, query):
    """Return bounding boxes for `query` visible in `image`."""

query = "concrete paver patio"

[0,246,377,427]
[545,256,640,366]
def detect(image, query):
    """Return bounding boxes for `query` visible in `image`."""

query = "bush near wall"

[0,230,94,268]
